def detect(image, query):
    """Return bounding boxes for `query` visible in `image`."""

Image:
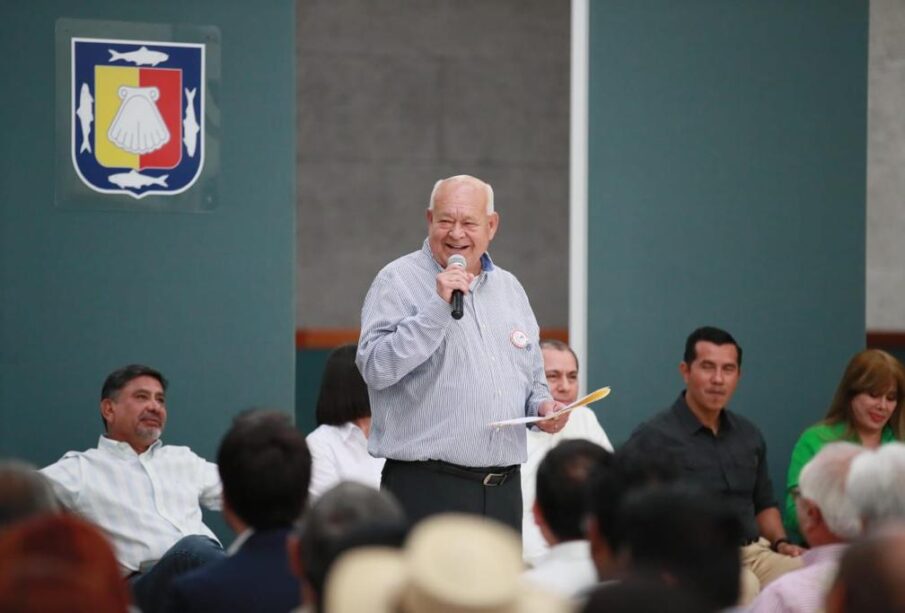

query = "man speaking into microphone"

[356,174,567,531]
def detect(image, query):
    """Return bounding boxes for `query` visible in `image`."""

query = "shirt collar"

[98,435,162,457]
[802,542,848,566]
[227,528,255,556]
[671,391,732,435]
[338,421,366,442]
[421,238,495,273]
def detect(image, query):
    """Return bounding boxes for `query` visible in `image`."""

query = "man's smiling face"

[101,375,167,453]
[427,177,498,275]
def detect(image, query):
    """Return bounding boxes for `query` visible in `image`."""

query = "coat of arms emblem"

[71,37,204,199]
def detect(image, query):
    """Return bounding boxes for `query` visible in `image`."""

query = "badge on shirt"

[510,329,529,349]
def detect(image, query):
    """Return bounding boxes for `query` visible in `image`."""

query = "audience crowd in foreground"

[2,325,905,612]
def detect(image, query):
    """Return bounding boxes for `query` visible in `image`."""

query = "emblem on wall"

[71,37,204,199]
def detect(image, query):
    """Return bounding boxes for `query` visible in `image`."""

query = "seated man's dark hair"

[683,326,742,367]
[617,483,742,610]
[536,440,610,542]
[315,345,371,426]
[216,410,311,530]
[100,364,167,400]
[99,364,168,431]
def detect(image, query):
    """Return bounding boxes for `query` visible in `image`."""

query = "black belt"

[389,459,519,487]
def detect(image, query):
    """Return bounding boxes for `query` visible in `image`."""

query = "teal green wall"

[295,348,331,435]
[586,1,867,498]
[0,0,296,484]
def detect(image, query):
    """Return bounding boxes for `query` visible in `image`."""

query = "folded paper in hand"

[489,387,611,428]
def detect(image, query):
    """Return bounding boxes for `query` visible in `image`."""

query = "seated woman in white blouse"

[306,344,385,499]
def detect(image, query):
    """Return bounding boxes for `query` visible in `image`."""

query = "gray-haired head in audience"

[797,441,864,541]
[0,460,59,529]
[288,482,407,612]
[845,442,905,528]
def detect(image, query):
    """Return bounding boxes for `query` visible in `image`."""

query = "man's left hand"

[535,400,569,434]
[776,541,806,557]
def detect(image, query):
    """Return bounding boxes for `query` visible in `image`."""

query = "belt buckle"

[483,472,505,486]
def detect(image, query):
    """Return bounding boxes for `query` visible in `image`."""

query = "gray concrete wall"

[295,0,571,330]
[868,0,905,331]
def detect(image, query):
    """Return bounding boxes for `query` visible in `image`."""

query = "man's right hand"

[435,267,474,304]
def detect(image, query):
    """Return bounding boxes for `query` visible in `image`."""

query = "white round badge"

[510,329,529,349]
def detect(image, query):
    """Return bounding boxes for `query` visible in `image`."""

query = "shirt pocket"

[727,450,759,495]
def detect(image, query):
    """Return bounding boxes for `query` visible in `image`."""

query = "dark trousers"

[129,535,224,613]
[381,459,522,534]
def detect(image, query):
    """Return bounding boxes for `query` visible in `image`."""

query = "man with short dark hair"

[617,484,744,610]
[523,440,610,598]
[166,410,312,612]
[623,326,803,601]
[41,364,223,613]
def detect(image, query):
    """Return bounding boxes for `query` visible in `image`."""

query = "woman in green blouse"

[784,349,905,544]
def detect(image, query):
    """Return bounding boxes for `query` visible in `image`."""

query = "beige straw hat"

[325,514,570,613]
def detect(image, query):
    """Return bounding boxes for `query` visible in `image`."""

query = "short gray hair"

[0,460,60,529]
[428,175,494,214]
[295,482,406,603]
[798,442,864,539]
[846,442,905,527]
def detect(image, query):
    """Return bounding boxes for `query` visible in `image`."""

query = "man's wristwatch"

[770,538,790,552]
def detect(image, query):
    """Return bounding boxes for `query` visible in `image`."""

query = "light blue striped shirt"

[357,239,550,467]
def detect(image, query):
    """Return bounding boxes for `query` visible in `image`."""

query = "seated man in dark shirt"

[623,326,804,603]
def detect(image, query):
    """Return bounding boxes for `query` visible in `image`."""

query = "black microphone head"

[448,254,467,270]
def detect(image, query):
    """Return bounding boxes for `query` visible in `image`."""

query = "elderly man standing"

[41,364,223,613]
[623,326,804,601]
[749,442,864,612]
[356,174,567,531]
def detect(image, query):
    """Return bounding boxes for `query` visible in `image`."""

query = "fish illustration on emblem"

[71,37,205,199]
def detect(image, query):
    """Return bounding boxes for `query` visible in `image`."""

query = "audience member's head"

[315,344,372,429]
[824,349,905,440]
[540,339,580,404]
[795,441,864,545]
[581,578,711,613]
[584,446,678,579]
[825,521,905,613]
[217,410,311,533]
[99,363,168,453]
[683,326,742,368]
[535,440,610,545]
[290,482,407,611]
[0,513,131,612]
[0,460,59,530]
[325,514,569,613]
[617,484,743,610]
[845,442,905,528]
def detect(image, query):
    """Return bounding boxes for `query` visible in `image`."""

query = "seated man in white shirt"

[522,439,610,599]
[522,339,612,565]
[41,364,224,613]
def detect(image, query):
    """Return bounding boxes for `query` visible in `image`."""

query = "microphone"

[448,254,466,320]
